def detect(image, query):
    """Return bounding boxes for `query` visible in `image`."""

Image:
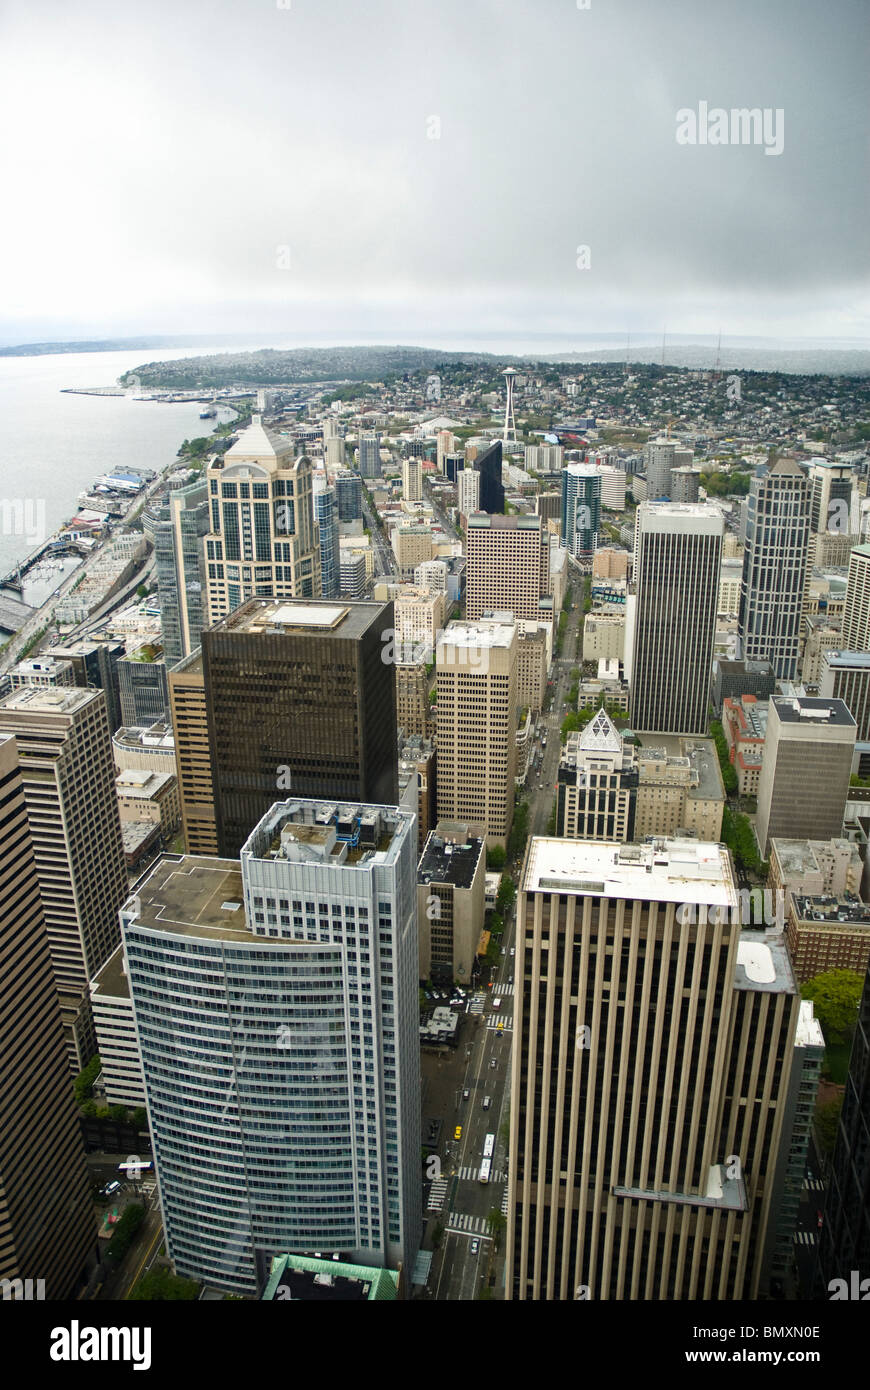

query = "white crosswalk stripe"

[427,1179,449,1212]
[494,982,515,996]
[802,1178,825,1192]
[457,1167,506,1183]
[446,1212,488,1234]
[487,1018,513,1032]
[501,1187,509,1216]
[793,1230,817,1245]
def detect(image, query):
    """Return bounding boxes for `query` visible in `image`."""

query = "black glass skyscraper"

[474,441,505,514]
[202,598,398,855]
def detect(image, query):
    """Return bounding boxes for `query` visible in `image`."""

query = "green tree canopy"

[801,970,864,1045]
[130,1267,199,1301]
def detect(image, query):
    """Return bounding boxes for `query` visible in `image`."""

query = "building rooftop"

[241,798,412,871]
[418,824,484,891]
[90,944,131,1000]
[795,999,825,1049]
[263,1254,398,1302]
[825,651,870,670]
[734,931,796,995]
[125,855,250,941]
[792,892,870,926]
[113,722,175,751]
[0,685,98,715]
[523,837,737,908]
[467,512,541,531]
[437,620,516,652]
[223,414,294,463]
[212,597,388,641]
[773,696,855,728]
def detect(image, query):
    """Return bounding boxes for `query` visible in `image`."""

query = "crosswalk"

[427,1179,449,1213]
[447,1212,492,1235]
[487,1018,513,1032]
[492,982,515,996]
[469,993,486,1015]
[802,1177,825,1193]
[794,1230,817,1246]
[457,1166,506,1183]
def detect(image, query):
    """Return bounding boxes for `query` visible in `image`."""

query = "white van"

[483,1096,492,1110]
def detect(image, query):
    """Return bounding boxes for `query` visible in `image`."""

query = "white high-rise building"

[842,544,870,652]
[122,798,422,1297]
[630,502,723,734]
[457,466,480,518]
[402,456,424,502]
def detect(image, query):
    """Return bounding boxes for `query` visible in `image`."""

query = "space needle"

[502,368,518,443]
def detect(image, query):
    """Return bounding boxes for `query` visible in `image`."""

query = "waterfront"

[0,346,247,581]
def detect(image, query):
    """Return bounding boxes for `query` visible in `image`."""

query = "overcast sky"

[1,0,868,347]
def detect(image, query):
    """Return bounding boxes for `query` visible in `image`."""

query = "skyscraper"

[464,513,552,623]
[0,686,128,1069]
[402,456,423,502]
[456,466,480,518]
[0,734,96,1299]
[630,502,723,735]
[204,415,321,623]
[314,487,340,598]
[358,432,381,479]
[808,457,858,537]
[435,619,517,848]
[756,696,855,855]
[202,598,398,856]
[122,797,421,1296]
[561,463,602,560]
[335,469,363,523]
[842,544,870,652]
[473,441,505,514]
[168,648,217,855]
[507,836,801,1300]
[145,479,210,665]
[738,460,810,680]
[555,709,638,840]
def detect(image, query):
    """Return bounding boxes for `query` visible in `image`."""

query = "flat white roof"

[736,940,776,984]
[524,837,736,907]
[795,999,825,1048]
[270,603,348,627]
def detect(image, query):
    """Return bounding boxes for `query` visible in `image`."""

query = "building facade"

[738,461,810,681]
[202,599,399,856]
[204,416,321,623]
[0,734,96,1298]
[123,799,421,1296]
[630,503,723,735]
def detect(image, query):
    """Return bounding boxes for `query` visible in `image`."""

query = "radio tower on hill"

[502,368,518,443]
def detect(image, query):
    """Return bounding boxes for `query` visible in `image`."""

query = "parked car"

[471,1239,479,1255]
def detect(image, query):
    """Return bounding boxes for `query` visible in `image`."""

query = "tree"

[801,970,864,1045]
[74,1055,101,1107]
[487,846,506,871]
[496,875,516,914]
[130,1267,199,1300]
[815,1096,843,1156]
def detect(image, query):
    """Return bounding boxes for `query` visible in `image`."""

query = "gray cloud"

[1,0,867,343]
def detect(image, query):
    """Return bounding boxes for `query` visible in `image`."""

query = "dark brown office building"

[0,734,96,1298]
[203,598,399,855]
